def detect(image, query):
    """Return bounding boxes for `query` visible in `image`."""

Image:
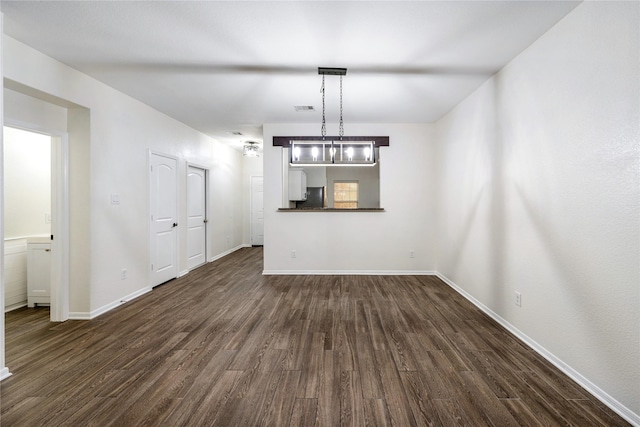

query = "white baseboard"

[0,367,12,381]
[67,312,91,320]
[68,286,152,320]
[263,270,437,275]
[209,244,250,263]
[4,302,27,313]
[435,272,640,427]
[177,269,190,278]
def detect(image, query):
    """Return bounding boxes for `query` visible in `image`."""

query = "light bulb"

[293,146,301,161]
[311,146,319,161]
[364,146,371,161]
[346,147,354,161]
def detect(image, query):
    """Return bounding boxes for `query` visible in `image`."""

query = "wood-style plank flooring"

[1,247,629,426]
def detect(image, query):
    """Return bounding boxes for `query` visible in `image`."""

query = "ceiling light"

[243,141,260,157]
[227,131,243,136]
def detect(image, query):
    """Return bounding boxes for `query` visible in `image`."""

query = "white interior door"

[150,153,178,286]
[250,176,264,246]
[187,166,207,270]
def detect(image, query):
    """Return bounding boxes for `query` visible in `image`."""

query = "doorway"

[3,125,69,322]
[250,176,264,246]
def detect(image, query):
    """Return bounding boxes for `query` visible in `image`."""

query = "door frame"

[148,150,179,287]
[3,120,70,322]
[186,162,209,268]
[250,175,264,246]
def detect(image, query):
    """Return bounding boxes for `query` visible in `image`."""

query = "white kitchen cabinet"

[27,239,51,307]
[288,168,307,201]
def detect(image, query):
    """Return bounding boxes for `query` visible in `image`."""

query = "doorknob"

[203,219,208,223]
[173,222,178,227]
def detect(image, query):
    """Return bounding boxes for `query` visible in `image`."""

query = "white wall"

[435,1,639,421]
[300,165,326,188]
[4,87,68,131]
[263,123,436,273]
[2,36,245,319]
[3,127,51,239]
[207,143,244,258]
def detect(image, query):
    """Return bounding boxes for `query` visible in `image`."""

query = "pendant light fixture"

[288,67,377,167]
[242,141,260,157]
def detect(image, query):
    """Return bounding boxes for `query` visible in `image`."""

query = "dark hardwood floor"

[1,247,629,426]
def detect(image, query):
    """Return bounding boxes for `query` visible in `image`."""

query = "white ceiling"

[0,1,580,150]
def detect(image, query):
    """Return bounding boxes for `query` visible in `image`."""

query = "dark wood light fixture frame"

[272,136,389,146]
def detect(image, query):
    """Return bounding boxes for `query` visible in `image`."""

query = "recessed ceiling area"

[0,1,581,150]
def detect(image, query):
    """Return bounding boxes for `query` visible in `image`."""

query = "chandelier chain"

[339,75,344,138]
[321,74,326,139]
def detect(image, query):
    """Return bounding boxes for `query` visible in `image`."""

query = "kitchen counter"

[278,208,385,212]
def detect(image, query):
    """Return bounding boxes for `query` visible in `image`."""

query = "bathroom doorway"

[3,125,69,322]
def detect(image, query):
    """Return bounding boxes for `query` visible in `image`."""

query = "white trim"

[4,302,27,313]
[177,269,190,278]
[1,12,5,382]
[209,244,249,263]
[435,272,640,427]
[66,312,91,320]
[0,367,12,381]
[263,270,437,276]
[4,235,47,242]
[50,132,70,322]
[185,161,210,171]
[69,286,152,320]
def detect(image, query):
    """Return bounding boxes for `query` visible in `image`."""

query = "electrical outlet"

[291,250,297,258]
[409,250,415,258]
[515,291,522,307]
[121,269,127,280]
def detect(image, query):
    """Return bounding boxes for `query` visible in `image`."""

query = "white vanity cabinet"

[288,168,307,201]
[27,237,52,307]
